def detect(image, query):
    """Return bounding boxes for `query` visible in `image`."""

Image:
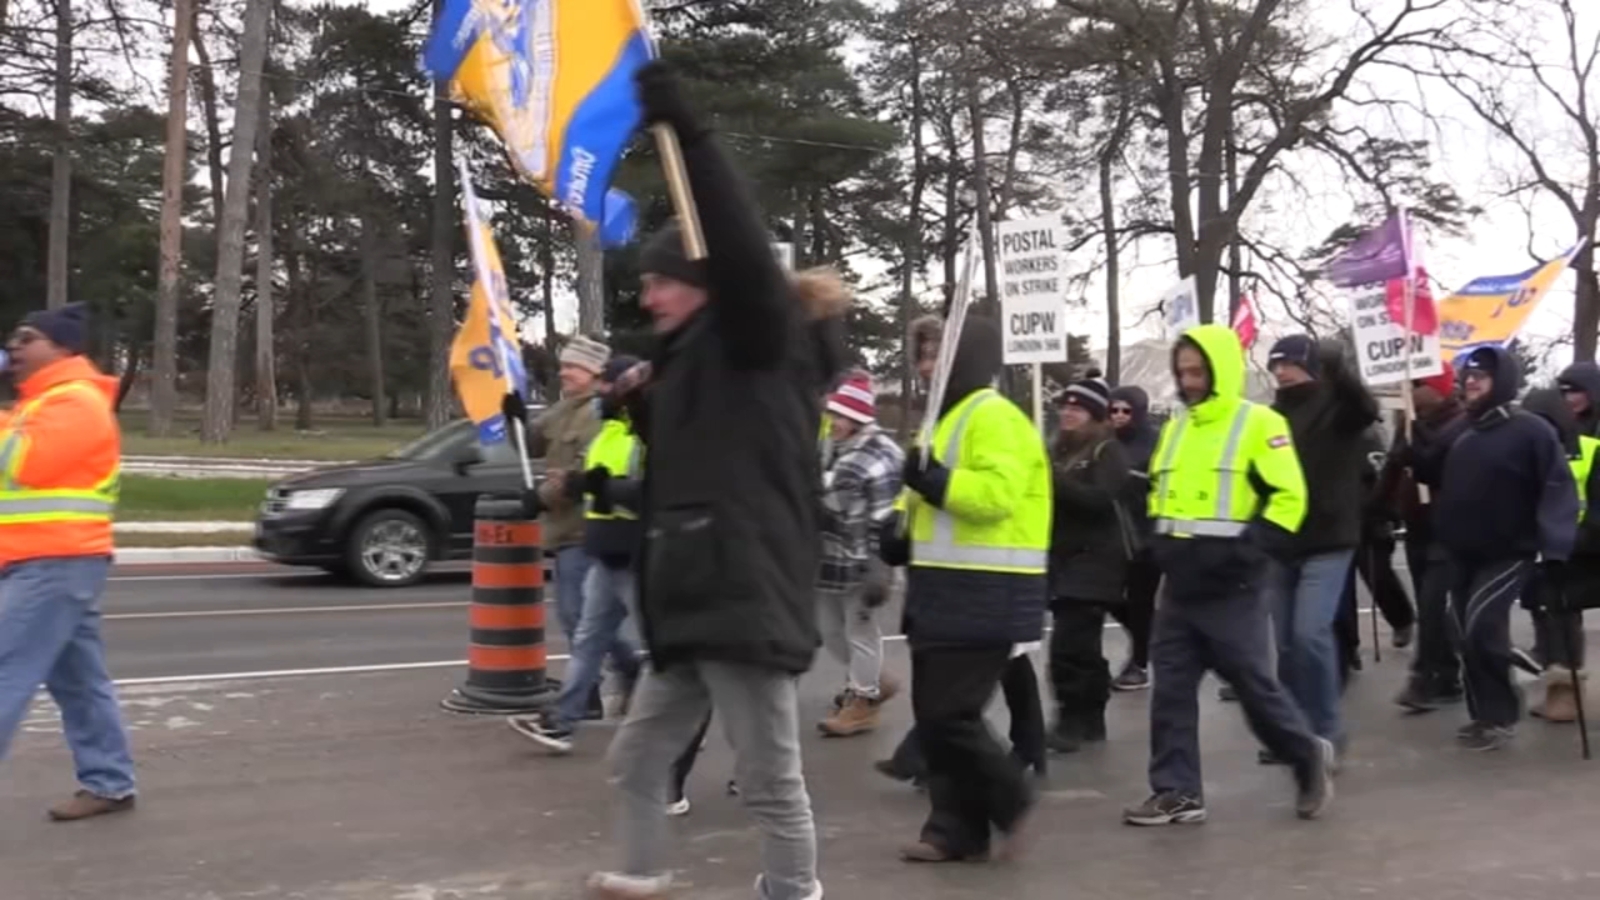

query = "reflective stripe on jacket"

[0,356,121,566]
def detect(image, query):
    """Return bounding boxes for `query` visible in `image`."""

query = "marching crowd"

[501,65,1600,900]
[0,60,1596,900]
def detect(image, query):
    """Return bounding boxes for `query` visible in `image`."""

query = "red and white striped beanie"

[827,372,876,424]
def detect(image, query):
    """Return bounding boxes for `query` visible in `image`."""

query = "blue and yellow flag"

[423,0,650,248]
[449,163,528,445]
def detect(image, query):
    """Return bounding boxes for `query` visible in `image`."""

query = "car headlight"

[283,488,344,511]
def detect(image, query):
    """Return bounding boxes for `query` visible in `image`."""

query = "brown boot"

[48,790,135,822]
[1540,667,1581,723]
[819,693,880,737]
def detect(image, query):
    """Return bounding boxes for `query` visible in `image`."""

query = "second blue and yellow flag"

[449,162,528,445]
[423,0,651,248]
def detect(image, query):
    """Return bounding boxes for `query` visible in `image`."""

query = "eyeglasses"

[1560,385,1582,394]
[1109,406,1133,416]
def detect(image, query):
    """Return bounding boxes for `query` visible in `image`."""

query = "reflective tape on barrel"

[466,501,546,690]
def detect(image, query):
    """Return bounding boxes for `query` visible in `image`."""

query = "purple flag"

[1325,211,1413,288]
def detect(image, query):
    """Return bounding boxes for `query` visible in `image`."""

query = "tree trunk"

[424,37,455,429]
[254,96,277,430]
[191,22,226,227]
[1100,139,1121,386]
[360,213,387,426]
[967,83,999,318]
[285,222,313,431]
[897,35,927,440]
[1574,241,1599,362]
[574,222,604,335]
[115,348,140,411]
[149,0,192,437]
[199,0,271,444]
[46,0,71,310]
[1224,108,1242,323]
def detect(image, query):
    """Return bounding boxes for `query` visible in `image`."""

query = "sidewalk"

[5,655,1600,899]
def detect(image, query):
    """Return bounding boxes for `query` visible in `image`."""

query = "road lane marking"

[106,601,469,621]
[110,608,1390,686]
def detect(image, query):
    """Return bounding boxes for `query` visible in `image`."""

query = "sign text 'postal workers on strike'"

[998,218,1071,365]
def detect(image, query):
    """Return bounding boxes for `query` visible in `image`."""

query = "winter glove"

[635,62,706,141]
[519,487,545,519]
[583,466,614,515]
[861,558,893,609]
[877,512,911,567]
[502,391,529,428]
[902,451,951,508]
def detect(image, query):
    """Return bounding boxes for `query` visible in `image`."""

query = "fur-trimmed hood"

[794,267,852,321]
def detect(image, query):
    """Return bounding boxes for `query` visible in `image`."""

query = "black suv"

[253,417,546,587]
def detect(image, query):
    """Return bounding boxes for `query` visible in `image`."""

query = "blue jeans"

[555,562,641,728]
[1268,550,1355,744]
[553,545,592,645]
[0,556,136,799]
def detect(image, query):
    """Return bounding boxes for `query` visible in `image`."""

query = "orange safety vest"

[0,357,121,566]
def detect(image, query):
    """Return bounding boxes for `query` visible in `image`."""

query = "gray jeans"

[607,660,818,900]
[816,586,883,698]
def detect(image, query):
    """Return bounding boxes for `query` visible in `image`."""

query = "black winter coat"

[1271,349,1379,555]
[1048,435,1133,605]
[632,130,824,676]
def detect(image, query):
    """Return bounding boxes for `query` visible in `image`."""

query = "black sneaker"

[1123,791,1207,826]
[1217,683,1238,702]
[584,685,606,721]
[1081,714,1107,743]
[1458,722,1513,751]
[1294,737,1337,820]
[1257,748,1288,766]
[1395,677,1442,713]
[1511,647,1542,677]
[1112,663,1150,692]
[1392,624,1415,649]
[507,710,574,754]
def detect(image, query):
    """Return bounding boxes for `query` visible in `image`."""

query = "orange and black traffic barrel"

[441,494,559,714]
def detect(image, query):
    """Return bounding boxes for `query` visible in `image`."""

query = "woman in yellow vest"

[892,315,1050,864]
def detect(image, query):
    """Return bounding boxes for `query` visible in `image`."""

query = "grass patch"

[118,476,272,522]
[119,410,429,461]
[117,530,254,548]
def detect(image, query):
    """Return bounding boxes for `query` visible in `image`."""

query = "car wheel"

[347,509,432,588]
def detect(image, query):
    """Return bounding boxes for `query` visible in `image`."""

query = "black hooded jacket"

[1434,346,1578,563]
[1111,385,1157,536]
[1558,362,1600,438]
[631,128,825,675]
[1375,394,1469,541]
[1269,340,1380,554]
[1523,388,1600,570]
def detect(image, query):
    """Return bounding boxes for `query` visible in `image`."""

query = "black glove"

[519,487,545,519]
[877,512,910,567]
[583,466,614,514]
[1541,559,1571,611]
[861,558,893,608]
[502,391,528,428]
[635,61,705,139]
[902,451,951,508]
[562,470,587,503]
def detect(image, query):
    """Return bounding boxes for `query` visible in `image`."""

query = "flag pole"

[459,156,536,490]
[652,125,707,261]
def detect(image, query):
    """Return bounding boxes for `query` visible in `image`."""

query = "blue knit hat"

[21,302,88,355]
[1267,334,1319,378]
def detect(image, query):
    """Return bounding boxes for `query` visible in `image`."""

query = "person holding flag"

[589,62,825,900]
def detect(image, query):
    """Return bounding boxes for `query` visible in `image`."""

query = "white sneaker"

[754,874,822,900]
[587,871,672,899]
[665,797,691,817]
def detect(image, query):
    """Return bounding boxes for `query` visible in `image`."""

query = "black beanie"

[1267,334,1320,378]
[1060,369,1111,421]
[21,302,88,355]
[638,222,707,288]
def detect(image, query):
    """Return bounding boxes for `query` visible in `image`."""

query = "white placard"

[772,242,794,271]
[998,217,1069,364]
[1349,287,1443,385]
[1161,275,1199,335]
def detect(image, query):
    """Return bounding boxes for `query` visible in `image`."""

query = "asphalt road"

[7,634,1600,900]
[103,565,498,681]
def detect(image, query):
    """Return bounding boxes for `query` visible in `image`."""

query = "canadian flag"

[1232,291,1259,348]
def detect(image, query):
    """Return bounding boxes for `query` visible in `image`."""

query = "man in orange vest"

[0,302,135,821]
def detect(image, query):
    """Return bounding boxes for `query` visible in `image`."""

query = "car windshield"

[385,422,474,460]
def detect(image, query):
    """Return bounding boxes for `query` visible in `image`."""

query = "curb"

[115,546,264,565]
